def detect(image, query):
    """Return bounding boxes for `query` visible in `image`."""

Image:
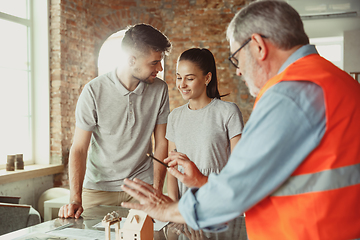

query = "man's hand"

[121,178,185,223]
[58,202,83,219]
[165,151,208,188]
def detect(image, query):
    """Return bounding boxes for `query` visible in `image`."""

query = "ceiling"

[285,0,360,38]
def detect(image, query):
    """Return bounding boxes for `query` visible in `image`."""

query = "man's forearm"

[163,202,186,224]
[68,148,87,204]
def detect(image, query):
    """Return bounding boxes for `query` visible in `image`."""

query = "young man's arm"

[152,123,168,191]
[58,127,92,218]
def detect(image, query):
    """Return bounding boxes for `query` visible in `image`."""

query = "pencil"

[45,223,74,233]
[146,153,169,168]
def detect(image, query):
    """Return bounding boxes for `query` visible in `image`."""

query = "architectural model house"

[102,211,121,240]
[119,209,153,240]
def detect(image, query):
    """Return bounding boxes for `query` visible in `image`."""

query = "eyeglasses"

[228,35,267,68]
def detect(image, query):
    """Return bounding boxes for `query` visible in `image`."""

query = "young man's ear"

[129,56,136,66]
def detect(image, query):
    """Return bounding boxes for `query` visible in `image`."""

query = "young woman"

[165,48,244,200]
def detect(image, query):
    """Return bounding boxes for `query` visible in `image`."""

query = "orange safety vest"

[246,54,360,240]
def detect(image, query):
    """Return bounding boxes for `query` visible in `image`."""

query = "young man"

[120,1,360,239]
[59,23,171,219]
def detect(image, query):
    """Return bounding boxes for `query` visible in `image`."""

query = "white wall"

[344,29,360,74]
[0,175,53,211]
[310,36,344,70]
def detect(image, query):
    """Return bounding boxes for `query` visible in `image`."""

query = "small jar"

[6,155,15,171]
[15,154,24,170]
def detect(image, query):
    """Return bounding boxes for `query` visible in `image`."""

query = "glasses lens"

[230,57,238,68]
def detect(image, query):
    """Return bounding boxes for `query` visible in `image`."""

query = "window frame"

[30,0,50,165]
[0,0,50,168]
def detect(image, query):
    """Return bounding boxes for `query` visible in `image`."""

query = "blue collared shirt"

[178,44,326,230]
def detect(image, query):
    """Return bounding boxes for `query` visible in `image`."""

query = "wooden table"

[0,205,247,240]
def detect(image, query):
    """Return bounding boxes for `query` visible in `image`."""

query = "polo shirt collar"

[112,68,147,96]
[278,44,318,74]
[132,81,146,95]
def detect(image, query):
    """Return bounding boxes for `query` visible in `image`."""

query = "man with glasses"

[121,1,360,239]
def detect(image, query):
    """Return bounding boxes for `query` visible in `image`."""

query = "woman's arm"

[153,123,168,191]
[167,141,180,201]
[230,134,241,152]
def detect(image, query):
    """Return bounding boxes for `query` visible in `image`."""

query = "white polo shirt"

[76,69,170,191]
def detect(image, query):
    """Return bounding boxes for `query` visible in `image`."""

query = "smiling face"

[176,60,211,101]
[131,49,164,84]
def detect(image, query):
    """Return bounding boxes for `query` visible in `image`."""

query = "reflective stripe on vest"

[271,163,360,196]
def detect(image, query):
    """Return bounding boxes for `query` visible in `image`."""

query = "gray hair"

[227,0,309,50]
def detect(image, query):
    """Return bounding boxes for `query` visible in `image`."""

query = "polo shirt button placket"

[128,95,135,125]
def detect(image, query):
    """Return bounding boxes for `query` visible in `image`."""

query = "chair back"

[0,203,31,235]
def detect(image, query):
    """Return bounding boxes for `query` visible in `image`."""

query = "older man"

[121,1,360,239]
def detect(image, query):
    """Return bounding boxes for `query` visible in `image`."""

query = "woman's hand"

[165,151,208,188]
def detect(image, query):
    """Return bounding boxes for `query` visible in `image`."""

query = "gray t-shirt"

[76,69,170,191]
[166,98,244,196]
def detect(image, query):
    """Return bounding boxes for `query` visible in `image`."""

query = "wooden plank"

[0,203,31,208]
[0,164,64,185]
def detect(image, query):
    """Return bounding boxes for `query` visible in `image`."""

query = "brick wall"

[49,0,255,187]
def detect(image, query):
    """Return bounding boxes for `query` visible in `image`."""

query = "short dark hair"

[227,0,309,50]
[122,23,171,55]
[178,48,228,99]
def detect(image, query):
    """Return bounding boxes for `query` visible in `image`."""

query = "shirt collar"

[112,68,147,96]
[277,44,318,74]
